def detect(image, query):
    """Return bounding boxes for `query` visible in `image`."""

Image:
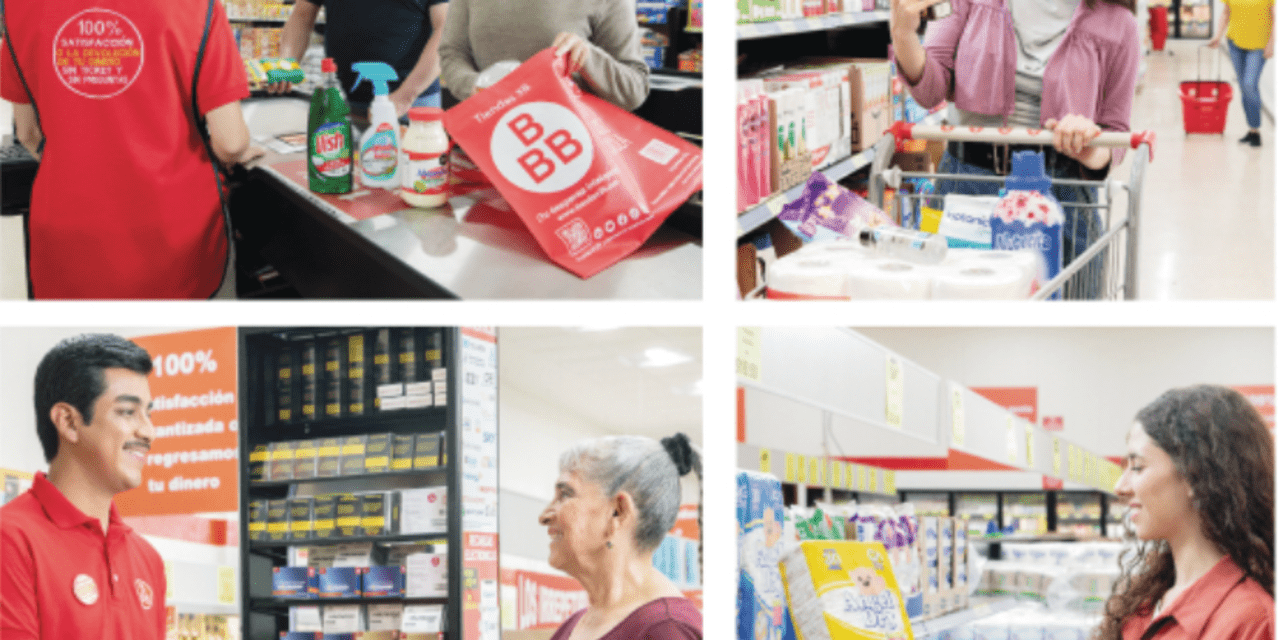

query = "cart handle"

[888,122,1156,162]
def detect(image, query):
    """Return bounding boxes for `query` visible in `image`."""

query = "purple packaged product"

[777,171,895,241]
[272,566,318,598]
[317,567,362,598]
[363,566,407,597]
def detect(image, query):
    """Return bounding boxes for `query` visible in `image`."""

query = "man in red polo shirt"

[1,0,258,298]
[1,334,165,639]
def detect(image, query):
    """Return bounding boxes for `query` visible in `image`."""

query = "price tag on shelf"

[951,385,965,447]
[809,458,823,486]
[857,465,867,491]
[885,354,904,429]
[736,328,762,382]
[845,463,855,489]
[869,468,880,493]
[884,470,896,494]
[760,448,772,475]
[1052,438,1062,476]
[1026,423,1035,467]
[217,566,236,605]
[785,453,797,483]
[797,455,808,484]
[830,460,842,488]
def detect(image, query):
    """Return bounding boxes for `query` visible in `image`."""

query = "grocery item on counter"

[351,62,402,189]
[244,57,305,86]
[779,540,913,640]
[308,58,354,194]
[777,171,895,241]
[443,47,702,278]
[400,108,451,208]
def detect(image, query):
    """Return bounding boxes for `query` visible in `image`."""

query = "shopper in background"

[1100,385,1273,640]
[1,0,259,299]
[438,0,650,111]
[890,0,1140,298]
[1,335,164,639]
[1208,0,1273,147]
[271,0,450,119]
[538,433,702,640]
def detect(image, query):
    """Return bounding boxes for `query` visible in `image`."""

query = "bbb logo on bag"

[491,102,594,193]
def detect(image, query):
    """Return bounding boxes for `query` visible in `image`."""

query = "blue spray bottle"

[351,62,401,189]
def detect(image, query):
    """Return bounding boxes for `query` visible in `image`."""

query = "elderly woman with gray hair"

[539,433,703,640]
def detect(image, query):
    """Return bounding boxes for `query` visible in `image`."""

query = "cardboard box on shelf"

[324,337,346,419]
[317,567,362,598]
[340,436,367,476]
[939,516,954,592]
[405,553,448,597]
[248,499,268,542]
[360,493,390,537]
[402,604,445,634]
[321,603,364,632]
[335,494,362,537]
[347,333,368,416]
[391,435,415,471]
[250,444,270,481]
[317,438,343,478]
[366,603,405,631]
[294,439,319,480]
[300,341,319,421]
[363,566,407,598]
[364,433,392,474]
[795,57,892,153]
[270,440,296,481]
[290,605,324,632]
[272,566,317,598]
[288,497,315,541]
[413,434,441,469]
[313,496,338,540]
[276,349,294,424]
[267,498,290,543]
[398,487,448,534]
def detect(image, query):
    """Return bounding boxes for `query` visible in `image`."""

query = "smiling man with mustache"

[1,334,166,640]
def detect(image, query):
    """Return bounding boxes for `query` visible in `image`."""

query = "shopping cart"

[870,122,1156,300]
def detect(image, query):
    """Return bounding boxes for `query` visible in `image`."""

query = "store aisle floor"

[1123,40,1274,299]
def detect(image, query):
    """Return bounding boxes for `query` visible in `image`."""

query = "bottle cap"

[408,107,445,122]
[322,58,336,74]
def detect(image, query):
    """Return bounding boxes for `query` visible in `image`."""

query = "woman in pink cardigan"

[891,0,1140,298]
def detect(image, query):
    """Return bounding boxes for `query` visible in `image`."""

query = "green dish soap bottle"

[308,57,353,193]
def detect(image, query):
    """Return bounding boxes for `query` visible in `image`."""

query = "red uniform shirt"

[1122,556,1274,640]
[550,597,702,640]
[0,0,249,298]
[1,472,167,640]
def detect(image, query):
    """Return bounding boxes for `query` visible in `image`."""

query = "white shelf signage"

[885,354,904,429]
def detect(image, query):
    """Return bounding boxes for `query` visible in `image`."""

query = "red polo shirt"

[1122,555,1274,640]
[1,472,166,640]
[0,0,249,298]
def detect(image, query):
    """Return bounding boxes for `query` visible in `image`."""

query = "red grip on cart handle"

[1130,131,1156,162]
[888,121,915,146]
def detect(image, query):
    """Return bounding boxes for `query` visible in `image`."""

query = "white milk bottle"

[400,107,450,208]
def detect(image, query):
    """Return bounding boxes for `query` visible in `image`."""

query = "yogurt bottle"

[400,107,450,208]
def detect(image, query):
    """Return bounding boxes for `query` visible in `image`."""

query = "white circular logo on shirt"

[490,102,594,193]
[52,9,146,99]
[73,574,99,605]
[135,578,154,610]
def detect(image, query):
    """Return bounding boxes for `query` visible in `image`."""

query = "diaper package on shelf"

[738,471,798,640]
[779,540,913,640]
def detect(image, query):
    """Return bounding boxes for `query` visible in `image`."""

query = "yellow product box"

[779,540,913,640]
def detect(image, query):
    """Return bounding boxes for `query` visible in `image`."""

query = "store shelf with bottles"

[237,327,499,640]
[737,10,890,39]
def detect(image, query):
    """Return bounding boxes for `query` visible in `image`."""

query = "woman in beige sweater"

[439,0,650,110]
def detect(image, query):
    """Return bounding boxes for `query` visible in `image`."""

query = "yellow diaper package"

[779,540,913,640]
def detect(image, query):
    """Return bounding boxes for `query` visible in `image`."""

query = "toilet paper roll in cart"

[869,123,1156,300]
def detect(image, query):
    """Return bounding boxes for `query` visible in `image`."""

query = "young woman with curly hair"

[1098,385,1274,640]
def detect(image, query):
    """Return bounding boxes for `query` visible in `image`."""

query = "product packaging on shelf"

[360,492,392,537]
[413,434,442,469]
[290,605,324,632]
[779,540,913,640]
[289,497,316,541]
[321,603,365,632]
[294,439,319,479]
[273,567,319,598]
[301,341,319,421]
[277,349,294,424]
[405,553,449,597]
[367,603,405,631]
[318,567,363,598]
[318,438,343,477]
[249,499,268,542]
[340,436,368,476]
[402,604,446,636]
[335,494,362,537]
[373,329,397,410]
[313,496,339,539]
[938,517,953,594]
[250,444,270,481]
[268,498,291,543]
[391,435,416,471]
[736,470,796,640]
[443,47,702,279]
[363,566,407,598]
[325,337,346,418]
[271,440,297,481]
[347,333,368,416]
[364,433,393,474]
[398,487,449,534]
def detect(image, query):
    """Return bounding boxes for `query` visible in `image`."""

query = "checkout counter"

[232,95,702,299]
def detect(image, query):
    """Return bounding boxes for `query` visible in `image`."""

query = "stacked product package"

[974,542,1123,612]
[738,471,798,640]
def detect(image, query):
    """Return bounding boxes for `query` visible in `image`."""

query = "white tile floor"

[1,40,1275,300]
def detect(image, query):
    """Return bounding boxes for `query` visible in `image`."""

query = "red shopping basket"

[1180,47,1232,134]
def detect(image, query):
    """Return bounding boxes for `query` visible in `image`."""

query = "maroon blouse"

[548,597,702,640]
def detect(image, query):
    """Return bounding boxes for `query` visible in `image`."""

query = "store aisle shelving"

[1124,39,1274,299]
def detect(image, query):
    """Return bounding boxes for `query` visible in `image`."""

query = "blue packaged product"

[737,470,797,640]
[317,566,362,598]
[280,634,322,640]
[991,151,1064,299]
[363,566,406,598]
[272,567,318,599]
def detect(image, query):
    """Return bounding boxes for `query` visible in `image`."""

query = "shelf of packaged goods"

[737,11,889,40]
[251,596,448,611]
[736,147,876,239]
[911,598,1019,636]
[251,533,448,549]
[251,408,447,444]
[251,467,448,489]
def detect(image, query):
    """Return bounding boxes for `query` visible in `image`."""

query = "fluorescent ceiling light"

[673,380,703,396]
[637,347,692,368]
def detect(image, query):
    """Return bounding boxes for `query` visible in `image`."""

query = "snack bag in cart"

[443,48,703,278]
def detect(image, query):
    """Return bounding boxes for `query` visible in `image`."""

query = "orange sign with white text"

[115,327,239,516]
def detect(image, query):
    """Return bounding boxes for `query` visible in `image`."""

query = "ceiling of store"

[498,327,701,444]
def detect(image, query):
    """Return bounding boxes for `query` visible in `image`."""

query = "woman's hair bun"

[661,433,695,476]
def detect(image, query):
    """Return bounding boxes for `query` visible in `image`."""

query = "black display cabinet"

[238,327,500,640]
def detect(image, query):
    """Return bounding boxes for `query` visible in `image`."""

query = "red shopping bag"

[443,48,702,278]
